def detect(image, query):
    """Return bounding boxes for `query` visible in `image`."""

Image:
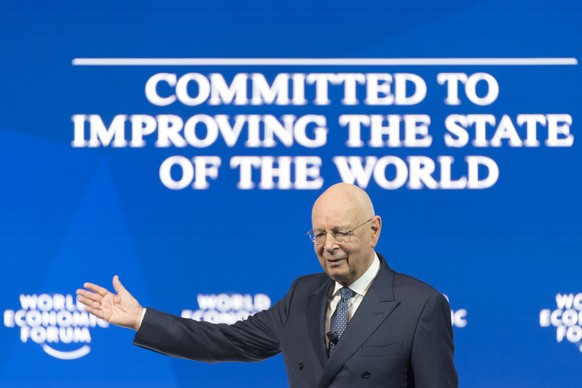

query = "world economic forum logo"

[540,292,582,352]
[3,293,109,360]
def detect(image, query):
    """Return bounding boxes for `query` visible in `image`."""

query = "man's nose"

[324,233,340,251]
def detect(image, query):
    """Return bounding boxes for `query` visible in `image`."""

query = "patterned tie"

[329,287,355,355]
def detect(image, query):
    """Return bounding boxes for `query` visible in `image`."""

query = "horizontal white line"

[72,57,578,66]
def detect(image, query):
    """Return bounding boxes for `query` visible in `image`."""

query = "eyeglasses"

[307,218,373,245]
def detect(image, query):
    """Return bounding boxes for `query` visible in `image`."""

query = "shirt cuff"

[137,307,147,330]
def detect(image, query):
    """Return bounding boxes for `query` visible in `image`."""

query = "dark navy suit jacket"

[134,255,458,387]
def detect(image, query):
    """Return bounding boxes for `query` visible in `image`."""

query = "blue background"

[0,0,581,386]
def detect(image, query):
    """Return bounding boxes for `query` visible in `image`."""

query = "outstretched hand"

[76,275,144,331]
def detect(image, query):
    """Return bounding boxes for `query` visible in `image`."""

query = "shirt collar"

[332,253,381,297]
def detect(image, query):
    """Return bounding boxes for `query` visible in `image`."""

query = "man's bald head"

[312,183,375,225]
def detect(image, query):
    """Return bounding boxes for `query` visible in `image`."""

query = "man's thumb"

[112,275,126,294]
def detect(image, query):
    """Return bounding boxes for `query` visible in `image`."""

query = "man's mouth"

[326,257,346,267]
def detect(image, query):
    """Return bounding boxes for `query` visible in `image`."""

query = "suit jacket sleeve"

[133,280,299,363]
[410,292,458,387]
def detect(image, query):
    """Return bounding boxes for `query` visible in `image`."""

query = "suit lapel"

[318,259,400,387]
[307,278,334,369]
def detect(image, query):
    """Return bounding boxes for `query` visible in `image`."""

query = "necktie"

[329,287,355,355]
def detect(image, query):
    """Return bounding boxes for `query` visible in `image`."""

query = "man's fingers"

[82,305,105,320]
[76,293,102,310]
[83,282,110,297]
[76,289,101,303]
[76,291,108,321]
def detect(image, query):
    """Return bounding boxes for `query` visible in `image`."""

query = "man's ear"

[370,215,382,248]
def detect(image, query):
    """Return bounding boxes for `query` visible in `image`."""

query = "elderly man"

[77,183,457,387]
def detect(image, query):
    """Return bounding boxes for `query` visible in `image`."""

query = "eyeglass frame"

[307,217,374,245]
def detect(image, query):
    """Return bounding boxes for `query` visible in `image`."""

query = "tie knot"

[339,287,355,302]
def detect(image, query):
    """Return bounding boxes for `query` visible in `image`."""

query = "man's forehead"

[312,204,360,226]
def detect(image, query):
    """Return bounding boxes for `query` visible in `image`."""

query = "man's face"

[311,199,379,286]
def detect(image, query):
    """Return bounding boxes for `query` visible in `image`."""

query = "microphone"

[326,331,339,345]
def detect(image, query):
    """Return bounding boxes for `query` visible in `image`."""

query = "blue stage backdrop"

[0,1,581,387]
